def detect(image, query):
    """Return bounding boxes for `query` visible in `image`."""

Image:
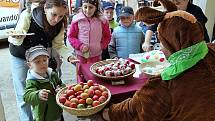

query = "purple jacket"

[68,12,111,58]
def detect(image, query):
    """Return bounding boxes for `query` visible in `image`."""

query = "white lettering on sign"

[0,0,20,3]
[0,14,19,23]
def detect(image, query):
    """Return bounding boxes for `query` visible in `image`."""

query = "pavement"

[0,43,103,121]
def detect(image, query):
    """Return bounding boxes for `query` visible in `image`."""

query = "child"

[67,0,111,82]
[139,22,159,51]
[102,1,119,60]
[108,6,144,59]
[102,1,119,33]
[23,45,64,121]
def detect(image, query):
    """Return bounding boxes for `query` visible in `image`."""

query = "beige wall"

[193,0,215,41]
[127,0,138,12]
[0,94,5,121]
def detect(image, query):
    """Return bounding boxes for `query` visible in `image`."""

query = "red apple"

[70,103,77,108]
[78,99,86,104]
[98,96,107,103]
[76,90,84,96]
[92,95,99,101]
[95,90,102,97]
[76,95,81,100]
[59,97,66,104]
[64,100,71,107]
[99,85,107,92]
[93,86,100,90]
[87,80,94,87]
[102,91,108,98]
[87,89,95,97]
[68,95,76,100]
[66,90,75,97]
[67,85,73,90]
[92,101,100,107]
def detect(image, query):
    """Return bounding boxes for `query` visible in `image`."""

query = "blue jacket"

[108,22,144,58]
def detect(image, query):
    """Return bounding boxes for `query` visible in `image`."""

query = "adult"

[142,0,210,52]
[8,0,72,120]
[102,0,215,120]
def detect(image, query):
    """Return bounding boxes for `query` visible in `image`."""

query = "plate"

[140,61,170,76]
[90,59,136,81]
[7,30,35,36]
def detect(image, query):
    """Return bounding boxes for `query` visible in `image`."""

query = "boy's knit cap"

[25,45,49,62]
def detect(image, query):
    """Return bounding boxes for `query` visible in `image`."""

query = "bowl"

[140,61,170,76]
[56,84,111,116]
[90,59,136,81]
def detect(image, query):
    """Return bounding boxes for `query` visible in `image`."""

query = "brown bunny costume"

[107,0,215,121]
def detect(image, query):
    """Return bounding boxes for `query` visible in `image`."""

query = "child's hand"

[142,41,152,52]
[80,45,89,53]
[55,85,63,93]
[68,55,80,64]
[38,89,51,101]
[102,108,110,121]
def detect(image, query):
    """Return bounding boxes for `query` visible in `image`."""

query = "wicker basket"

[56,86,111,116]
[140,61,170,76]
[90,60,136,81]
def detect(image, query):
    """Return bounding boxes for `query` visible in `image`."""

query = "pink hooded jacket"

[68,12,111,58]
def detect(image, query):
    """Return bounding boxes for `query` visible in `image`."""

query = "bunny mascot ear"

[134,0,177,24]
[134,7,165,24]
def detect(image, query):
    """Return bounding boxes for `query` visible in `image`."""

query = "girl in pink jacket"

[67,0,111,82]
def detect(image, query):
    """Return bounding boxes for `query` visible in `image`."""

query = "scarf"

[161,41,208,80]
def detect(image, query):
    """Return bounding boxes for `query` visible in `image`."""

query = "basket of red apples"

[90,58,136,81]
[56,80,111,116]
